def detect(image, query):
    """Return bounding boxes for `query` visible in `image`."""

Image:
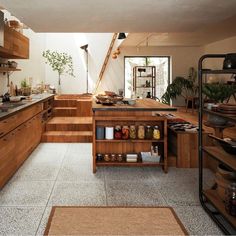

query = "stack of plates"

[218,104,236,116]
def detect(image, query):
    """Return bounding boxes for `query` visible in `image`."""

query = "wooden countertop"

[92,98,177,111]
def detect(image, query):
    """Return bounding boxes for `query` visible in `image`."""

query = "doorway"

[124,56,170,99]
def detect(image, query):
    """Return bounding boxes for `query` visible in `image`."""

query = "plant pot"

[21,87,31,96]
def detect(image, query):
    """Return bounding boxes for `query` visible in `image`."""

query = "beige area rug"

[44,206,188,235]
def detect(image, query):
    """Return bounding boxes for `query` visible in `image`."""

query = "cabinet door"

[11,29,29,59]
[0,131,16,189]
[0,25,29,59]
[0,25,13,57]
[0,114,17,138]
[15,122,28,166]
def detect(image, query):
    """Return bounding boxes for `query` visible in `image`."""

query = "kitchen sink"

[0,102,26,111]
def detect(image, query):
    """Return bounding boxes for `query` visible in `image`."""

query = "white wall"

[203,36,236,83]
[101,45,203,105]
[0,31,114,95]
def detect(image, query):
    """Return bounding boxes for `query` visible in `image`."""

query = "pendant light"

[118,33,126,40]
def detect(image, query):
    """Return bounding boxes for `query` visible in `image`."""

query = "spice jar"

[122,126,129,139]
[111,154,116,162]
[138,125,145,139]
[96,153,103,161]
[129,125,136,139]
[153,125,160,140]
[114,125,122,139]
[225,183,236,216]
[104,154,110,162]
[145,125,153,139]
[117,154,123,162]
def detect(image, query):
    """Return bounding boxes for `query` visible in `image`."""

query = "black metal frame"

[198,54,236,235]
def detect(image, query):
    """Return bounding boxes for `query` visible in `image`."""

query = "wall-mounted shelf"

[0,68,21,73]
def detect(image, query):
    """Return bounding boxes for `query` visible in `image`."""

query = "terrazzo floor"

[0,143,223,235]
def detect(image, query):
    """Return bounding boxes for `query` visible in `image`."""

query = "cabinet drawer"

[0,103,43,137]
[0,115,17,137]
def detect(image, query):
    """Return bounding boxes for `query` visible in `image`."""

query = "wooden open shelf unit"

[93,116,167,173]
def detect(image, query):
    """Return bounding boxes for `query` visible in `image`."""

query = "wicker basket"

[21,87,31,96]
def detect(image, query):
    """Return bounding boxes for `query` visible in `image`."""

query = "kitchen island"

[92,98,177,173]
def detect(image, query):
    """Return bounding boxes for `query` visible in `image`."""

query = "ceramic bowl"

[207,114,228,126]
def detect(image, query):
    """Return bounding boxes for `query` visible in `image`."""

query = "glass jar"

[114,125,122,139]
[104,154,110,162]
[225,183,236,216]
[111,154,116,162]
[96,153,103,162]
[129,125,136,139]
[138,125,145,139]
[145,125,153,139]
[122,126,129,140]
[117,154,123,162]
[153,125,161,140]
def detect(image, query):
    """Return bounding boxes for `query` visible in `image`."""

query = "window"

[124,56,170,99]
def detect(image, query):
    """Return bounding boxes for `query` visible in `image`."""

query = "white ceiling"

[1,0,236,46]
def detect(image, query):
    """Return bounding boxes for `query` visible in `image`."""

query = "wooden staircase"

[41,97,93,143]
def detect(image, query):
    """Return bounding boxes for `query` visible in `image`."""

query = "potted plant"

[202,83,236,125]
[161,67,197,105]
[21,78,31,96]
[42,50,75,93]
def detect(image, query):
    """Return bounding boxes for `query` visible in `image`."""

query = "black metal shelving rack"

[198,54,236,235]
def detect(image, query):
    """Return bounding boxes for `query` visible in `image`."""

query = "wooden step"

[46,117,93,131]
[47,117,93,124]
[41,131,93,143]
[53,107,77,117]
[53,100,77,107]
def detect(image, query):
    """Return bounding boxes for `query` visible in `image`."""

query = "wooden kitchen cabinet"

[0,104,43,189]
[0,25,29,59]
[0,103,42,138]
[0,131,17,187]
[15,114,42,166]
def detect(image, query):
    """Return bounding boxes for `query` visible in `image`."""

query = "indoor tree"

[42,50,75,86]
[161,67,197,105]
